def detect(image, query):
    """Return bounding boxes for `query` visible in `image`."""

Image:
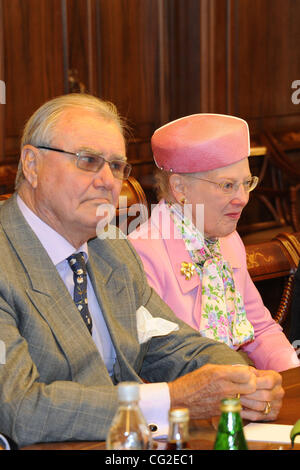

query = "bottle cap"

[220,398,241,413]
[117,382,140,402]
[169,407,190,423]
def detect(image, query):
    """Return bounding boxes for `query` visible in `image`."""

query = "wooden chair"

[289,260,300,345]
[0,163,18,195]
[245,232,300,335]
[238,133,300,244]
[0,175,149,234]
[116,176,149,234]
[0,193,11,201]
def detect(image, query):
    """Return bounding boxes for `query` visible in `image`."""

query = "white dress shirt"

[17,195,169,436]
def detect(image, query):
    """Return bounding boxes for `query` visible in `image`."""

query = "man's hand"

[168,364,256,419]
[240,368,284,422]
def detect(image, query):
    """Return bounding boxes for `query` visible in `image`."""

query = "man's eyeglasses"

[188,175,259,194]
[37,145,132,180]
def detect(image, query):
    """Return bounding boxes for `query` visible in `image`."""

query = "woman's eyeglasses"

[188,175,259,194]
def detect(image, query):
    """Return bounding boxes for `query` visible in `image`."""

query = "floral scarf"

[167,203,254,349]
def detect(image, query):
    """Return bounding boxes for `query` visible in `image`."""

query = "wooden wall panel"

[66,0,99,95]
[1,0,300,171]
[228,0,300,133]
[159,0,227,119]
[98,0,161,144]
[3,0,64,159]
[210,0,228,114]
[165,0,201,120]
[161,0,300,134]
[165,0,227,118]
[0,0,4,161]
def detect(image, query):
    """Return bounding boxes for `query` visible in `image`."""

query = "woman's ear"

[169,174,187,204]
[20,145,39,188]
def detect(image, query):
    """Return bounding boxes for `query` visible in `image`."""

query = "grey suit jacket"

[0,194,246,446]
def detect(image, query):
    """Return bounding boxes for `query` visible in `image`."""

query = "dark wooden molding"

[0,0,5,161]
[1,0,300,166]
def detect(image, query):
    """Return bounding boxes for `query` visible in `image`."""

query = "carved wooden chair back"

[245,232,300,334]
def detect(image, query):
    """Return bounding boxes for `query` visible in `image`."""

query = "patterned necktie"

[67,252,93,334]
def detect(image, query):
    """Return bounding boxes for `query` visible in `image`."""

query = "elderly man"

[0,94,283,447]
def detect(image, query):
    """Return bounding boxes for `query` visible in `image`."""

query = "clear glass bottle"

[106,381,152,450]
[213,397,248,450]
[166,407,190,450]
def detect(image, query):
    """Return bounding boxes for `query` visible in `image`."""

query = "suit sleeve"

[0,294,120,446]
[138,286,249,382]
[123,238,248,381]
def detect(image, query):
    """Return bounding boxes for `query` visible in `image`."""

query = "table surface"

[21,367,300,451]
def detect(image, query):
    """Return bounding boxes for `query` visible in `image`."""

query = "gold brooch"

[180,262,195,280]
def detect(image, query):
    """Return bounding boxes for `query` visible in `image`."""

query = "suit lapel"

[0,195,111,385]
[87,240,141,382]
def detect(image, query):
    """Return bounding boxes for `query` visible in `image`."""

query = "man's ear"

[169,174,187,204]
[20,145,39,188]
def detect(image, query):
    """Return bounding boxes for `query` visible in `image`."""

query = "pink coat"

[129,201,299,371]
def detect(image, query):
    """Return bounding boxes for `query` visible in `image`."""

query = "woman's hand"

[240,368,284,421]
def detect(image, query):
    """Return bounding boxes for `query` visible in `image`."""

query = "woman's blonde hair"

[154,169,173,201]
[15,93,126,190]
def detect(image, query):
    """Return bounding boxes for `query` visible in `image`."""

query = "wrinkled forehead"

[54,108,122,135]
[52,109,126,154]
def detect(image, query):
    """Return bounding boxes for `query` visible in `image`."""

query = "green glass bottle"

[213,398,248,450]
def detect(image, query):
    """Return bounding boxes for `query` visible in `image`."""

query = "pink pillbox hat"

[151,114,250,173]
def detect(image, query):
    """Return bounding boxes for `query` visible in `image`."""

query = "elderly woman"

[129,114,299,371]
